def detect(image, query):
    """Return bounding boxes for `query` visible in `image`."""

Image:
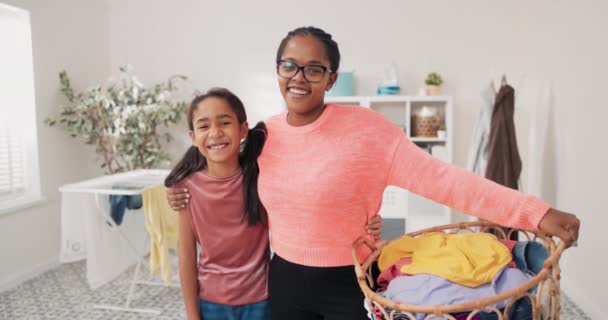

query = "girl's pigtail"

[165,146,207,187]
[240,121,267,226]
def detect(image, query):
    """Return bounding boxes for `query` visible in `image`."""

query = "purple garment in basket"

[385,267,532,320]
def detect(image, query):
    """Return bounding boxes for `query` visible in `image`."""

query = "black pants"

[269,254,368,320]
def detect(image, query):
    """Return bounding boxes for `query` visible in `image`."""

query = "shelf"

[407,96,452,103]
[325,95,451,104]
[410,137,447,143]
[325,96,364,104]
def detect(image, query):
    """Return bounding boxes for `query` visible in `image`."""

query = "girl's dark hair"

[164,87,267,226]
[276,26,341,73]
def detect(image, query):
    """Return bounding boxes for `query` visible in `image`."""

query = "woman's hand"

[538,208,580,247]
[366,215,383,240]
[166,187,190,210]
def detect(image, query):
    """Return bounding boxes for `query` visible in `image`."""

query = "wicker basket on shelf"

[352,221,567,320]
[411,114,441,137]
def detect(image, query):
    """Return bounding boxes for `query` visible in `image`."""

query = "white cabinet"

[325,95,453,233]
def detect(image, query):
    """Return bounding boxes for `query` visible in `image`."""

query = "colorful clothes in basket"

[385,267,532,320]
[379,232,512,287]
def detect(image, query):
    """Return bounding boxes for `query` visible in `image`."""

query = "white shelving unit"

[325,95,453,233]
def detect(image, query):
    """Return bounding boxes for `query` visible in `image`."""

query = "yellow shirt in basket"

[379,232,511,287]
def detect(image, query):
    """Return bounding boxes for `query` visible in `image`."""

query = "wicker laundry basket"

[411,114,441,137]
[352,221,567,320]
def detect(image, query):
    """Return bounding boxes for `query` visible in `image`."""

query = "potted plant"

[45,66,189,174]
[425,72,443,96]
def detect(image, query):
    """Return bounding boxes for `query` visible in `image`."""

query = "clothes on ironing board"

[385,267,532,320]
[142,185,178,286]
[109,194,143,225]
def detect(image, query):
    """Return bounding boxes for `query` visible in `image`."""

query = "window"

[0,3,43,214]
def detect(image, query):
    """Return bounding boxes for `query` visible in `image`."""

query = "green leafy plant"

[425,72,443,86]
[45,66,188,174]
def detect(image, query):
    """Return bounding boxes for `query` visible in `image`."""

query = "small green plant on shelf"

[425,72,443,86]
[425,72,443,96]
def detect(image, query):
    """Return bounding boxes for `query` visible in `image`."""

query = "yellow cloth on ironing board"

[379,232,511,287]
[143,185,178,286]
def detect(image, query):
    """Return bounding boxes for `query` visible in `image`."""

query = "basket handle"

[352,236,386,281]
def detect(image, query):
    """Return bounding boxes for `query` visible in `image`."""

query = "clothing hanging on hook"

[467,81,495,176]
[491,74,509,93]
[485,83,521,240]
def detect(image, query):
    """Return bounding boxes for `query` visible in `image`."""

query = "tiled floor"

[0,261,184,320]
[0,260,592,319]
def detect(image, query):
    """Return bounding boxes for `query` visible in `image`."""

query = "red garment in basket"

[377,257,412,291]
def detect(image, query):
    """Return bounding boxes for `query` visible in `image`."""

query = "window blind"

[0,126,25,199]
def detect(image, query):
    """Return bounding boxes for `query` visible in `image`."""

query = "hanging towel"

[142,185,178,286]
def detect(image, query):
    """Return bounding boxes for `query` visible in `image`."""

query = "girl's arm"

[178,208,201,320]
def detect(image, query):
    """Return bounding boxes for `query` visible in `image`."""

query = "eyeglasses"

[276,60,332,83]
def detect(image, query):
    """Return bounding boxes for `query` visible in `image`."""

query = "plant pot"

[426,85,440,96]
[437,130,447,139]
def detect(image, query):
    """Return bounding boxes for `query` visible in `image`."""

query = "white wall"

[106,1,607,317]
[531,3,608,318]
[0,0,108,289]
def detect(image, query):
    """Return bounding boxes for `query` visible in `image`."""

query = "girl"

[168,27,580,319]
[164,88,270,320]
